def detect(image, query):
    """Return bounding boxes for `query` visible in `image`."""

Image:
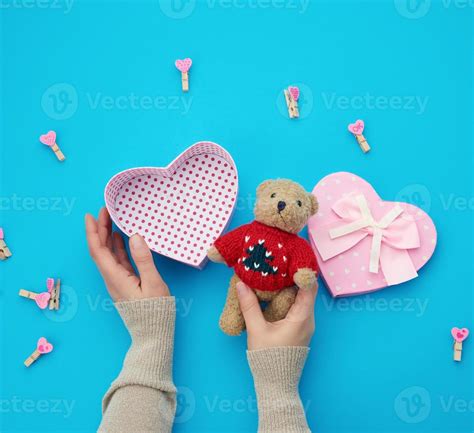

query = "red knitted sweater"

[214,220,318,291]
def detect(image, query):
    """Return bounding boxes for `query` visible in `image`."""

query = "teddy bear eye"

[271,193,276,198]
[297,200,302,207]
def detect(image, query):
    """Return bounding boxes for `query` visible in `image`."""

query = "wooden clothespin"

[175,58,192,92]
[451,327,469,362]
[39,130,66,161]
[49,278,61,310]
[19,278,56,310]
[348,120,370,153]
[284,86,300,118]
[24,337,54,367]
[0,227,12,260]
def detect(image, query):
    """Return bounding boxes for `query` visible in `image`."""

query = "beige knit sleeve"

[98,297,177,433]
[247,346,311,433]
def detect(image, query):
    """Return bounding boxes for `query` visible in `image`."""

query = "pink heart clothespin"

[175,58,192,92]
[284,85,300,119]
[39,130,66,162]
[24,337,54,367]
[451,327,469,362]
[348,120,370,153]
[0,227,12,260]
[19,277,59,310]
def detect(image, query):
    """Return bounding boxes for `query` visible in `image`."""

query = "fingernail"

[236,282,248,296]
[130,234,147,251]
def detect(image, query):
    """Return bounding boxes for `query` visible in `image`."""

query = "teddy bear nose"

[277,201,286,212]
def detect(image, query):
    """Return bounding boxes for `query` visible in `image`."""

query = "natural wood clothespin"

[451,327,469,362]
[24,337,54,367]
[175,58,192,92]
[284,86,300,118]
[49,278,61,310]
[19,278,56,310]
[348,120,370,153]
[0,228,12,260]
[39,130,65,161]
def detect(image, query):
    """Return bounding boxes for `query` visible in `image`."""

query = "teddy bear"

[207,179,319,336]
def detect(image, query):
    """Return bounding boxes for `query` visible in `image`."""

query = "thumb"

[129,234,168,296]
[236,282,265,330]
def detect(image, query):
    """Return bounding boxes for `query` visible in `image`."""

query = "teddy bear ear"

[257,180,274,196]
[309,193,319,215]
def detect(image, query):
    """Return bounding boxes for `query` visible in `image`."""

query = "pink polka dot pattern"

[307,172,437,298]
[104,142,238,269]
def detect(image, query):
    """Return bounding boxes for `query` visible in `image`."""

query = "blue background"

[1,0,472,432]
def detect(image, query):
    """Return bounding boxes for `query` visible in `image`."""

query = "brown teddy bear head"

[254,179,318,234]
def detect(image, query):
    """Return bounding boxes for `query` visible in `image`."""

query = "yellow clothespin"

[0,228,12,260]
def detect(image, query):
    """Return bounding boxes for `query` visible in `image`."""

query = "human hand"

[236,282,318,350]
[85,208,169,301]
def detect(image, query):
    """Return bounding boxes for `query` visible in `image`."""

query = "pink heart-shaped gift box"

[308,172,437,297]
[105,141,238,269]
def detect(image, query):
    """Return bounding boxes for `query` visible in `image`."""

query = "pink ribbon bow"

[311,193,420,286]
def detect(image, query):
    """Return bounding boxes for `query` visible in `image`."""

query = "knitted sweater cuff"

[102,297,176,412]
[247,346,311,433]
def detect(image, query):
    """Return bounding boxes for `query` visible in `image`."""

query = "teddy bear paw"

[293,268,317,291]
[207,246,225,263]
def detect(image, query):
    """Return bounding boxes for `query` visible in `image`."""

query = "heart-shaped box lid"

[308,172,437,297]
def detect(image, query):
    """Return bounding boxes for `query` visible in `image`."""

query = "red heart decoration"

[105,142,238,269]
[39,130,56,147]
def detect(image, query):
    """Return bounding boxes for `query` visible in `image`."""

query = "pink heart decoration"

[46,278,55,292]
[288,86,299,101]
[37,337,53,354]
[451,327,469,343]
[39,130,56,147]
[105,142,238,269]
[175,58,192,73]
[35,292,51,309]
[348,120,364,135]
[308,172,437,297]
[0,227,4,239]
